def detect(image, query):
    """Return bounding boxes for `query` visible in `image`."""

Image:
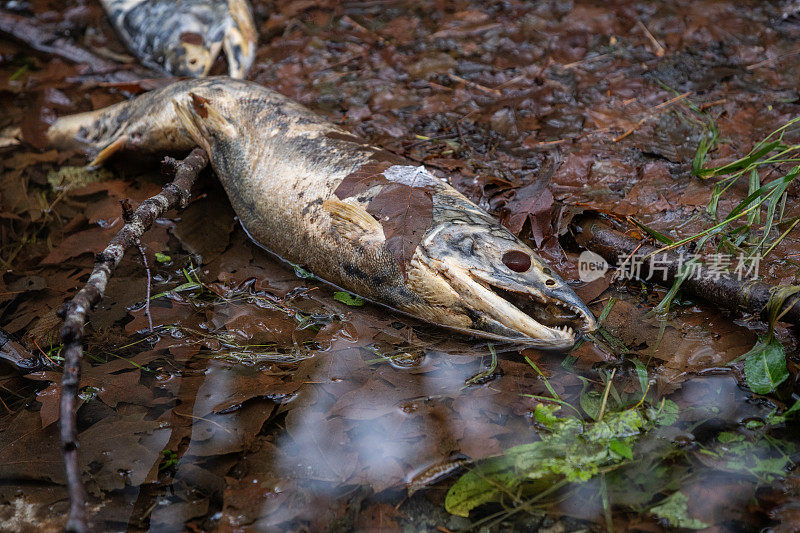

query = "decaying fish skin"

[46,77,596,348]
[100,0,256,78]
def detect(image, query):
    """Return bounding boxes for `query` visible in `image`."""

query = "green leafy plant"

[463,344,498,387]
[697,430,796,484]
[333,291,364,306]
[636,115,800,394]
[445,403,647,517]
[159,449,179,471]
[445,359,678,520]
[742,336,789,394]
[150,262,206,300]
[289,261,315,279]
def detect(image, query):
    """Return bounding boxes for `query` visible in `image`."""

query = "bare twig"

[57,148,208,533]
[563,52,611,69]
[120,198,154,332]
[636,20,665,57]
[137,245,154,332]
[447,73,502,96]
[746,48,800,71]
[0,10,148,80]
[572,215,800,325]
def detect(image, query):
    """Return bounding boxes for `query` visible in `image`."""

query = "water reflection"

[34,265,792,531]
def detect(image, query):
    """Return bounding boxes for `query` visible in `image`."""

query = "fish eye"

[502,250,531,272]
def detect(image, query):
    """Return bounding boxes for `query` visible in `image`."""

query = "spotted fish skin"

[47,77,596,347]
[101,0,256,78]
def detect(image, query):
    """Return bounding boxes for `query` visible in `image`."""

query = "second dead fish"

[100,0,257,77]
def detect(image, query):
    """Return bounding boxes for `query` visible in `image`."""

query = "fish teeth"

[552,325,574,336]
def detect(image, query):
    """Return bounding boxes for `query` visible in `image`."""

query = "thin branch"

[137,245,154,332]
[636,20,665,57]
[0,10,150,80]
[57,148,208,533]
[120,198,154,333]
[613,91,692,142]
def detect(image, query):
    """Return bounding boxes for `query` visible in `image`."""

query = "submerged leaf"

[649,399,679,426]
[650,491,709,529]
[444,457,518,517]
[445,406,647,516]
[743,336,789,394]
[609,440,633,459]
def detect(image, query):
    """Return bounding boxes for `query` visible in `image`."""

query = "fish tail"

[47,86,197,167]
[46,104,125,151]
[46,101,137,166]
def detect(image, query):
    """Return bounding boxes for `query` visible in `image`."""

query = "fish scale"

[47,77,596,348]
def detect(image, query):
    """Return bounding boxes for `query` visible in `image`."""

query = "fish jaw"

[411,222,597,349]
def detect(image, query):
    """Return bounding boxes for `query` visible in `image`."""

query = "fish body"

[47,77,595,348]
[100,0,256,77]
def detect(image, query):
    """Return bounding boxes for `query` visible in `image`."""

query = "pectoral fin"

[323,198,385,243]
[88,135,128,167]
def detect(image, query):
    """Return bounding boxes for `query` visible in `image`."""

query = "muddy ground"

[1,0,799,531]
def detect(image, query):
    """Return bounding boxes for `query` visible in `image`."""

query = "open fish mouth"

[446,266,596,349]
[416,228,597,349]
[477,276,597,346]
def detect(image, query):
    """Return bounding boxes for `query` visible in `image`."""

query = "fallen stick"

[0,10,147,80]
[571,215,800,325]
[57,148,208,533]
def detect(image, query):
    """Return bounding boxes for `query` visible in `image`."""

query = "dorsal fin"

[172,93,237,152]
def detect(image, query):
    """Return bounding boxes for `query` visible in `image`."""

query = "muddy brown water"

[1,0,799,531]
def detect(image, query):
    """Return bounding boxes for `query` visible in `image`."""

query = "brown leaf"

[78,405,170,495]
[365,182,434,274]
[503,184,554,244]
[0,409,63,484]
[333,160,395,199]
[335,160,436,274]
[41,225,115,264]
[355,503,401,531]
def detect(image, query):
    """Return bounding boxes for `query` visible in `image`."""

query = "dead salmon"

[100,0,256,78]
[46,77,596,348]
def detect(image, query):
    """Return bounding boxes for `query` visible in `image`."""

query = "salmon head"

[402,173,597,349]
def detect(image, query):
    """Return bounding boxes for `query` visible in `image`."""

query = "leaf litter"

[1,0,800,531]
